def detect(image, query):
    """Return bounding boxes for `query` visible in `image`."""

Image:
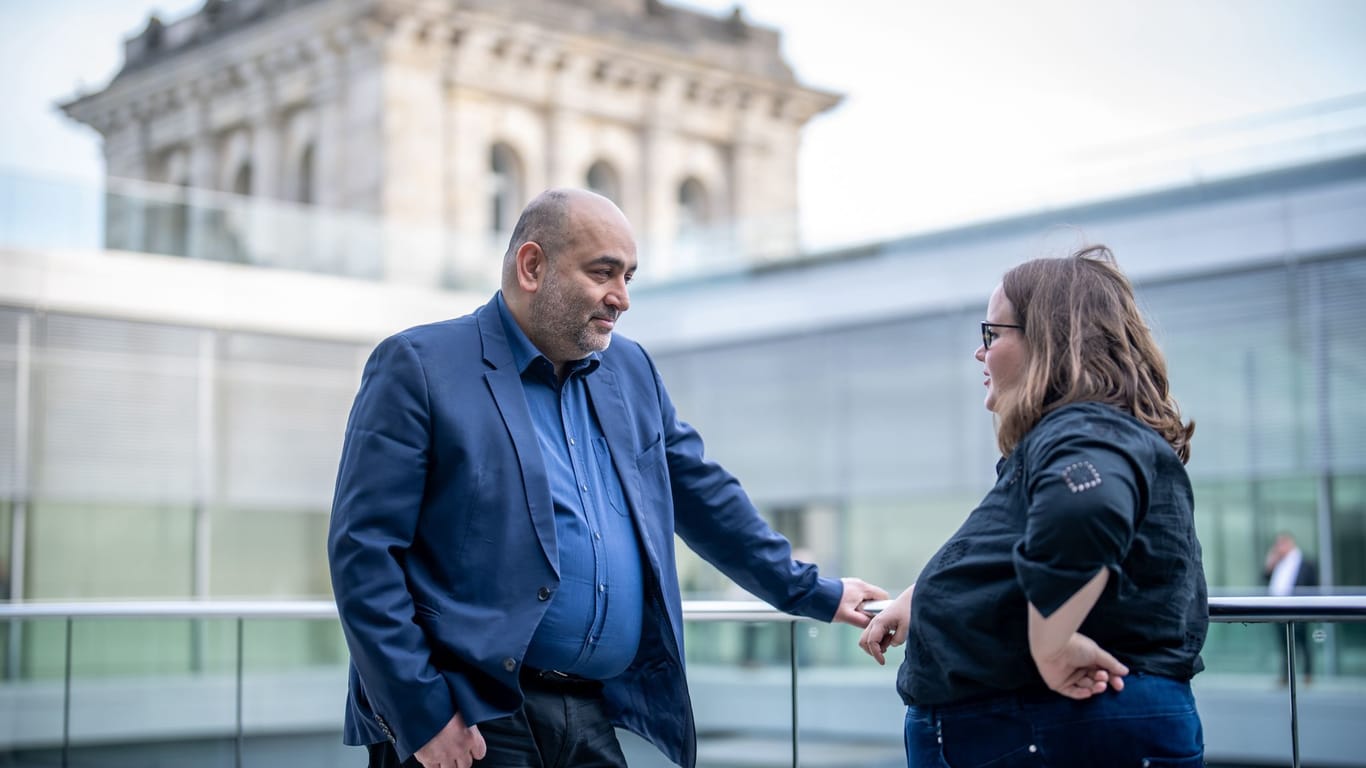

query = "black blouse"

[896,402,1208,707]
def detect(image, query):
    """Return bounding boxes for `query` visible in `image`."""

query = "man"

[1264,531,1318,684]
[328,188,886,768]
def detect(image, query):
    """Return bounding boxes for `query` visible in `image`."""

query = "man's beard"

[532,271,615,359]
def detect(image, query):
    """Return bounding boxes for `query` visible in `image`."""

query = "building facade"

[60,0,839,286]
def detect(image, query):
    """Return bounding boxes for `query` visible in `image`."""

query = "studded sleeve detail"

[1062,461,1103,493]
[1012,407,1153,617]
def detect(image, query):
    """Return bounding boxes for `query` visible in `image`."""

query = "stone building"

[60,0,840,286]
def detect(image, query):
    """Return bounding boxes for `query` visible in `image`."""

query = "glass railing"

[0,597,1361,768]
[0,168,799,292]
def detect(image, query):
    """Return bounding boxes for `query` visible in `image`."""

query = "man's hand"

[413,713,486,768]
[858,583,912,665]
[1032,631,1128,700]
[832,577,889,629]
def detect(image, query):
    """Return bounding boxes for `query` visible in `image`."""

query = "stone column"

[245,62,283,266]
[245,84,281,200]
[729,91,793,263]
[102,108,150,252]
[311,40,347,210]
[544,51,590,190]
[185,83,220,261]
[380,16,447,287]
[639,73,677,278]
[443,20,495,282]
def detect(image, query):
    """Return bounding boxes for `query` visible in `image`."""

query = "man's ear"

[515,241,546,292]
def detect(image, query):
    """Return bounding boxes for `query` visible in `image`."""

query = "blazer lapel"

[476,303,558,573]
[587,365,667,580]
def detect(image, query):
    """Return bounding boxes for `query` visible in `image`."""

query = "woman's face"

[976,284,1027,413]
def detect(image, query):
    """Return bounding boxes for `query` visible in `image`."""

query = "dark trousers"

[367,670,628,768]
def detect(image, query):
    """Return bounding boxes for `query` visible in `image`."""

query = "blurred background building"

[1,0,1365,765]
[58,0,838,287]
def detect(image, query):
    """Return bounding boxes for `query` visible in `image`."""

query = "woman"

[860,245,1207,767]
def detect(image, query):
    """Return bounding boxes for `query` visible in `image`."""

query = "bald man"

[328,188,886,768]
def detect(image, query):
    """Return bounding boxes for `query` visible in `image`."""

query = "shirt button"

[599,584,606,592]
[594,532,601,540]
[581,484,588,492]
[503,658,516,672]
[569,437,575,445]
[537,587,551,600]
[1028,745,1038,754]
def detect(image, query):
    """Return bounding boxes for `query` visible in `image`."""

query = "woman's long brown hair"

[994,245,1195,463]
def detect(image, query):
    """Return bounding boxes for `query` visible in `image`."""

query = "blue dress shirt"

[496,294,644,679]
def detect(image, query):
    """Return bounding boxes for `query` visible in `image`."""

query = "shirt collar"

[494,291,600,378]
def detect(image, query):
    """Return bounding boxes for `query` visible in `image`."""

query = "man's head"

[502,188,637,372]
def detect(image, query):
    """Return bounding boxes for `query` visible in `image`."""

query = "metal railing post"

[62,616,72,768]
[789,621,798,768]
[1286,622,1300,768]
[235,616,244,768]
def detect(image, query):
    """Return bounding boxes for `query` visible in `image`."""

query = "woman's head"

[983,245,1194,462]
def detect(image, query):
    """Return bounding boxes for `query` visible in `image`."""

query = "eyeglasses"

[980,321,1023,350]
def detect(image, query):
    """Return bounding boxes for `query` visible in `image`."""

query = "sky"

[2,0,1365,249]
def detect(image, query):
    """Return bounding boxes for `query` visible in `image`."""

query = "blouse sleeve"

[1011,409,1151,617]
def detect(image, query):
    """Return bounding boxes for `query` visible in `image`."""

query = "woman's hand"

[1032,631,1128,699]
[858,584,913,665]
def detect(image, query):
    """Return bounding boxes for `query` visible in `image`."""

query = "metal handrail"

[0,594,1363,621]
[1205,595,1366,622]
[0,598,797,621]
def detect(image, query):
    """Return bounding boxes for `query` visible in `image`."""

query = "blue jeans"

[904,674,1204,767]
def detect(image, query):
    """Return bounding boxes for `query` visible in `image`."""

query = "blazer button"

[503,657,517,672]
[537,586,551,601]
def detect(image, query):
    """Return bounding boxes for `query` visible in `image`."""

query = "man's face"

[527,199,637,365]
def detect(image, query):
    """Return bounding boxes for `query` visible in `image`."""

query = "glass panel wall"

[657,249,1366,690]
[0,309,368,679]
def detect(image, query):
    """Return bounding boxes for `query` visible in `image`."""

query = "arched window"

[233,162,253,196]
[298,144,315,205]
[678,177,710,231]
[489,143,523,234]
[586,160,621,204]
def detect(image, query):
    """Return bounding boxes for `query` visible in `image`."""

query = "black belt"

[519,666,603,694]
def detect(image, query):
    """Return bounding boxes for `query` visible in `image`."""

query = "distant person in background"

[859,246,1208,767]
[1264,531,1318,685]
[328,187,886,768]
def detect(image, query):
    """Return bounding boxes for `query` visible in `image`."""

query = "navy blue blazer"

[328,297,842,767]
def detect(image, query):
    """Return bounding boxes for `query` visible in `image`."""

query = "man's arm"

[328,334,457,759]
